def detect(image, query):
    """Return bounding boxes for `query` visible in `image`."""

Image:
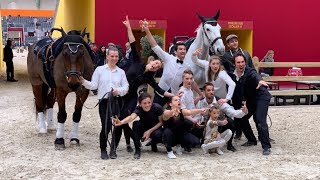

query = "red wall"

[96,0,320,75]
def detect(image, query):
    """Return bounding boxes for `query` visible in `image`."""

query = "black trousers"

[132,121,162,152]
[6,60,14,80]
[99,97,128,151]
[162,128,200,152]
[240,99,271,149]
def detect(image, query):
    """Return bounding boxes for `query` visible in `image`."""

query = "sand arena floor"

[0,52,319,179]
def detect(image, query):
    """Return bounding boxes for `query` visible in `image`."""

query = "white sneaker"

[176,145,183,155]
[201,144,208,154]
[216,148,224,155]
[167,151,176,159]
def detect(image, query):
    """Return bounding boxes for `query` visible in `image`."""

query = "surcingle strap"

[34,37,56,88]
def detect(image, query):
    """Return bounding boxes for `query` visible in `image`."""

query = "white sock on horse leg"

[47,108,54,123]
[37,112,47,133]
[46,108,56,130]
[56,123,65,138]
[69,122,79,139]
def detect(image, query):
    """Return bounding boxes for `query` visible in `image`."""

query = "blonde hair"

[207,55,224,82]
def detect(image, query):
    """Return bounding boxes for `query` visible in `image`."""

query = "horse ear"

[81,28,87,38]
[213,9,220,20]
[60,27,67,37]
[196,13,205,23]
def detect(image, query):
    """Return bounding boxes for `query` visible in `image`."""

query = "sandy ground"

[0,52,320,179]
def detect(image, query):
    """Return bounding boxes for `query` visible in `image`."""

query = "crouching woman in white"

[202,105,232,155]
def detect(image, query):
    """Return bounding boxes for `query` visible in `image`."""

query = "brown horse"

[27,28,94,149]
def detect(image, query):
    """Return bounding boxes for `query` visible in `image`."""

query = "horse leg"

[69,89,89,146]
[54,89,68,150]
[32,84,48,134]
[46,88,56,132]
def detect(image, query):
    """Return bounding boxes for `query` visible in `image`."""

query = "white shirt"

[180,86,195,110]
[192,56,235,100]
[152,45,190,95]
[196,97,246,120]
[82,64,129,99]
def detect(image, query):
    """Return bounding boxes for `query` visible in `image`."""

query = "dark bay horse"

[27,28,94,149]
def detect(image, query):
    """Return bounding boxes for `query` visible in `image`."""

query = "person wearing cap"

[222,34,255,74]
[222,34,255,140]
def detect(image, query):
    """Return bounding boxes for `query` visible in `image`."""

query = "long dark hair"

[207,55,224,82]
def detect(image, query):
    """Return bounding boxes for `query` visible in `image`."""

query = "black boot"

[134,148,141,159]
[101,150,109,160]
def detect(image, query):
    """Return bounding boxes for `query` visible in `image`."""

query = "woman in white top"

[192,48,235,105]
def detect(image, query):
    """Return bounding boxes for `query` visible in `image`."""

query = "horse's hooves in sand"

[54,138,66,150]
[70,138,80,146]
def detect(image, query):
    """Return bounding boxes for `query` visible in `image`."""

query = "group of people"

[80,16,274,160]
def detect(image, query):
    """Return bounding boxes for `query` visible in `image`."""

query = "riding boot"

[109,134,117,159]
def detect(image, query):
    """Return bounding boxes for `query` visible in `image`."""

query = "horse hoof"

[38,128,47,135]
[47,124,56,132]
[70,138,80,146]
[54,138,65,150]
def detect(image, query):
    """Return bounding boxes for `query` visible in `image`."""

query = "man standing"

[230,53,272,155]
[3,40,18,82]
[222,34,254,139]
[222,34,255,74]
[142,20,202,106]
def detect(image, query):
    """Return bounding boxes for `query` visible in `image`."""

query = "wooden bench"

[253,60,320,105]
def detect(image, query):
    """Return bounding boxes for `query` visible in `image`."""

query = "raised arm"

[123,15,135,43]
[141,19,171,63]
[141,20,157,47]
[191,48,208,69]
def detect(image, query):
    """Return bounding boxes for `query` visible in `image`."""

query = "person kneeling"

[201,105,232,155]
[113,93,164,159]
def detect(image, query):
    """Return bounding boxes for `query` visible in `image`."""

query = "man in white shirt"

[179,69,202,151]
[195,82,248,152]
[81,47,129,160]
[142,20,202,106]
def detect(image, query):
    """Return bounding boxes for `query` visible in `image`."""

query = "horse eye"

[206,28,210,32]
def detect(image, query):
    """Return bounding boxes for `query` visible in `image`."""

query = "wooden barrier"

[253,60,320,105]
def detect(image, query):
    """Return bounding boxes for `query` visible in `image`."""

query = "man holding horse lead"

[141,20,203,106]
[80,46,129,160]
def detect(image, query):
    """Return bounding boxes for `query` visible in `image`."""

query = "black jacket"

[3,45,13,62]
[222,48,255,74]
[231,67,271,110]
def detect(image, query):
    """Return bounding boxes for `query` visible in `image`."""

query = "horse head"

[60,28,90,91]
[197,10,225,56]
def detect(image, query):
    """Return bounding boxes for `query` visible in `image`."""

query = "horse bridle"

[63,42,85,78]
[201,20,222,54]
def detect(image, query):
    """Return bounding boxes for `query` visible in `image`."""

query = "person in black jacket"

[112,16,175,156]
[3,40,18,82]
[222,34,255,74]
[230,53,272,155]
[96,45,106,67]
[221,34,254,139]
